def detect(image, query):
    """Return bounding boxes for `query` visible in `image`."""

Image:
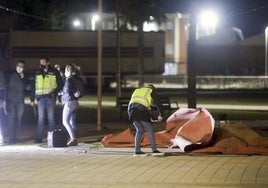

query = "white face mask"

[16,66,24,73]
[65,70,71,78]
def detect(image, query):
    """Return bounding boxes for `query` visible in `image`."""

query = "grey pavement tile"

[1,121,268,188]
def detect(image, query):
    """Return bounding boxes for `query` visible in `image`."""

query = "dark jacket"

[30,66,63,102]
[128,87,164,123]
[0,70,6,104]
[7,70,31,103]
[61,75,80,105]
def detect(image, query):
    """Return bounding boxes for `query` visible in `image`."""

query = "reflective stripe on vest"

[129,88,153,109]
[35,74,57,95]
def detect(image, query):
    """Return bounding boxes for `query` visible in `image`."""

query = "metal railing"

[120,75,268,89]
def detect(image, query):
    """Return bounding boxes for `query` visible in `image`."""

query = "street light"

[72,18,84,30]
[73,19,81,27]
[197,10,218,38]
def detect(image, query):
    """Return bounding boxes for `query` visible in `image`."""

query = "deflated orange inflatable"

[101,107,268,155]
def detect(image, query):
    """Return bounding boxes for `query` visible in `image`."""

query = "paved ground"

[0,121,268,188]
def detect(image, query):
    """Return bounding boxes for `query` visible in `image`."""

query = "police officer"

[30,57,63,143]
[128,84,164,156]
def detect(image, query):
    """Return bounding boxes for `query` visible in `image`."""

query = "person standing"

[7,60,31,144]
[60,64,84,146]
[128,84,164,156]
[30,57,63,143]
[0,69,7,145]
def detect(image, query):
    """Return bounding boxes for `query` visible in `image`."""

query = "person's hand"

[2,100,6,109]
[19,72,24,78]
[157,116,163,122]
[74,91,80,98]
[30,101,35,107]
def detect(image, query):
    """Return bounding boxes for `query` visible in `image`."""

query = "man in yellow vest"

[30,57,63,143]
[128,84,164,156]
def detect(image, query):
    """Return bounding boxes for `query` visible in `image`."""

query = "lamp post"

[97,0,102,130]
[265,27,268,88]
[187,0,197,108]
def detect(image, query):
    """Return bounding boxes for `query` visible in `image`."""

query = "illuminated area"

[72,18,83,29]
[91,14,99,30]
[143,16,158,32]
[73,19,81,27]
[197,10,218,37]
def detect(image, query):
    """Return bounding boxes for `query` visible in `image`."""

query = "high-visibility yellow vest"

[35,74,57,95]
[129,87,153,109]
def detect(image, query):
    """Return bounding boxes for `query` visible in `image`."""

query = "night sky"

[103,0,268,38]
[159,0,268,38]
[1,0,268,37]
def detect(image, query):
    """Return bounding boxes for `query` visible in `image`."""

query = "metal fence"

[120,75,268,89]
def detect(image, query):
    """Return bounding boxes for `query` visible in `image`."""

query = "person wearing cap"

[128,84,164,156]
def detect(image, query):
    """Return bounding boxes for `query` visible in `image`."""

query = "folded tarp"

[168,107,215,152]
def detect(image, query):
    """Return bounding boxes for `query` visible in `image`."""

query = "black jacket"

[61,75,80,105]
[7,70,31,103]
[0,70,6,103]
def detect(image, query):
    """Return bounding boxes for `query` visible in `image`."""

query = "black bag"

[47,129,68,147]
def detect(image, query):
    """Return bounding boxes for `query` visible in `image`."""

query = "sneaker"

[67,139,78,146]
[133,151,147,157]
[151,150,164,156]
[34,138,43,143]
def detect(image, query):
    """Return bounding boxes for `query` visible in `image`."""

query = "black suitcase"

[47,129,68,147]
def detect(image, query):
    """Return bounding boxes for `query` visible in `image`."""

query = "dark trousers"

[0,108,8,144]
[8,101,24,143]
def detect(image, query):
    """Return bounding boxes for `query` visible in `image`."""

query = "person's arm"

[30,73,36,105]
[22,72,32,91]
[55,69,64,94]
[151,89,164,121]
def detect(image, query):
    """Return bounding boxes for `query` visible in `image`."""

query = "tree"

[0,0,67,31]
[115,0,166,87]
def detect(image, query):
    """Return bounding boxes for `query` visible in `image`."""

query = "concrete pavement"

[0,122,268,188]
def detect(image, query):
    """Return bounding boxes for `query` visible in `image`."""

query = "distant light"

[143,16,157,32]
[73,19,81,27]
[92,14,100,30]
[198,10,218,37]
[198,10,218,30]
[143,21,158,32]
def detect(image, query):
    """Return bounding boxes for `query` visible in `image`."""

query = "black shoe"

[134,151,147,156]
[151,150,164,156]
[34,138,43,143]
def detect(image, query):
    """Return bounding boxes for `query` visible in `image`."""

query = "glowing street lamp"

[197,10,218,37]
[72,18,84,30]
[73,19,81,27]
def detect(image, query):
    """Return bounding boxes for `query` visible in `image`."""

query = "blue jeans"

[62,100,79,140]
[7,101,24,142]
[37,96,56,140]
[133,120,157,153]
